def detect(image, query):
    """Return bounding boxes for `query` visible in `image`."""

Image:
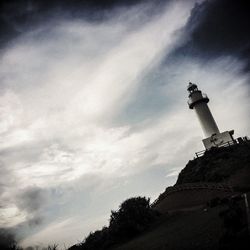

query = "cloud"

[0,1,196,246]
[171,0,250,72]
[0,0,168,48]
[15,186,47,216]
[0,0,192,182]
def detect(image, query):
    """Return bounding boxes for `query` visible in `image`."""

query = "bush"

[80,227,110,250]
[219,198,249,250]
[72,196,159,250]
[109,197,158,241]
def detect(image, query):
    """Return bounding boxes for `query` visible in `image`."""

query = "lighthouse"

[187,82,234,149]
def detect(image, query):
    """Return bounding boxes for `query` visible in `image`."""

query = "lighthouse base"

[202,130,235,150]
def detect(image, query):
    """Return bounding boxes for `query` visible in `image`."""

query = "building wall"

[202,131,234,149]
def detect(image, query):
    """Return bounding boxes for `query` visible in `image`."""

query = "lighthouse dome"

[187,82,198,93]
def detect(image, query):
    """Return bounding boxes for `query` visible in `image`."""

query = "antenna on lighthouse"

[187,82,234,150]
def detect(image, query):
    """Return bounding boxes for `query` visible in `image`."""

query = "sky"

[0,0,249,248]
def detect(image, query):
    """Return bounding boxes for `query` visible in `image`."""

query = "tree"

[109,197,159,241]
[71,196,159,250]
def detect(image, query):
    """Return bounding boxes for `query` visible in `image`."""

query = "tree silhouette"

[109,197,158,241]
[70,196,159,250]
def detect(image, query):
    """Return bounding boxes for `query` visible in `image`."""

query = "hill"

[152,140,250,213]
[112,206,225,250]
[176,141,250,186]
[70,141,250,250]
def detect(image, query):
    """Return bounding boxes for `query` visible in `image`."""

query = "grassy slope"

[111,142,250,250]
[112,206,225,250]
[176,142,250,185]
[69,143,249,250]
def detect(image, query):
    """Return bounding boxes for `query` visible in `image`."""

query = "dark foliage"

[176,142,250,185]
[109,197,158,241]
[0,229,21,250]
[219,197,250,250]
[69,197,159,250]
[78,227,111,250]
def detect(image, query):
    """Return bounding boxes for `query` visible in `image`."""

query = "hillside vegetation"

[176,142,250,185]
[68,142,250,250]
[112,195,249,250]
[69,197,159,250]
[3,143,249,250]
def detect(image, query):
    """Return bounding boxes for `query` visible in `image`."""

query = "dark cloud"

[0,0,146,24]
[1,0,249,66]
[0,185,48,244]
[16,187,47,214]
[171,0,250,72]
[0,0,163,48]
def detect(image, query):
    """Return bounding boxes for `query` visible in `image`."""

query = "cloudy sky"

[0,0,249,248]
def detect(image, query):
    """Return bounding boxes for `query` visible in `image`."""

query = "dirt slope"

[112,206,225,250]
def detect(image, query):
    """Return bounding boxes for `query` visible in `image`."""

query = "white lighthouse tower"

[187,82,234,149]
